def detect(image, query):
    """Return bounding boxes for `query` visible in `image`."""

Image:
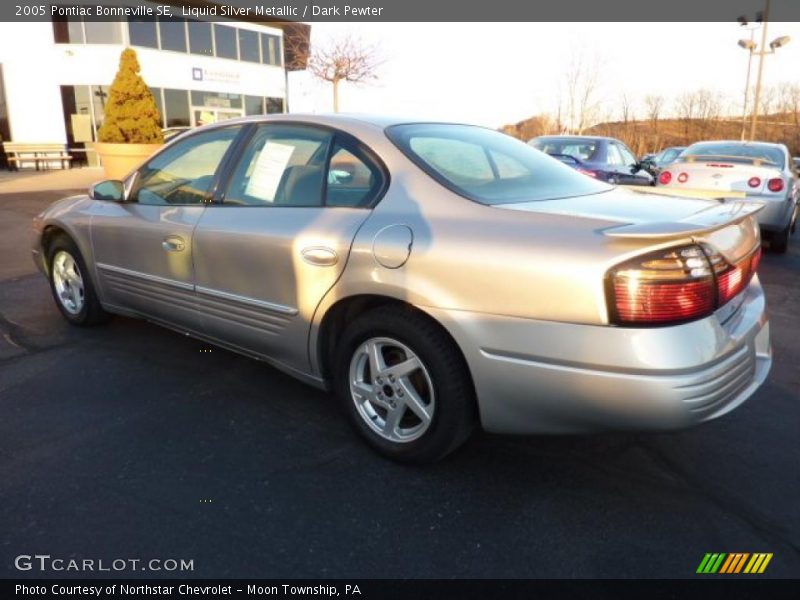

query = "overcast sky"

[288,22,800,128]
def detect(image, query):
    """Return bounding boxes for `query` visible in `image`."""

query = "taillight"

[767,178,784,192]
[677,172,689,183]
[609,244,761,326]
[577,168,597,178]
[658,171,672,185]
[748,177,761,188]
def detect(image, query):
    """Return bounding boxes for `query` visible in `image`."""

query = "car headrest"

[279,165,324,206]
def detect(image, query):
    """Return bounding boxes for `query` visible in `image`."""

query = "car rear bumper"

[426,276,771,434]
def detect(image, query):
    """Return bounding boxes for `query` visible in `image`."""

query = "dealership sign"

[192,67,241,84]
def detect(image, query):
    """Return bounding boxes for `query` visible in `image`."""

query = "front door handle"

[162,236,186,252]
[301,246,338,266]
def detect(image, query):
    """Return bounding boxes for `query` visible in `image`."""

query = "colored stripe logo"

[697,552,773,574]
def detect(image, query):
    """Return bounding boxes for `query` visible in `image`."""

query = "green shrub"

[98,48,163,144]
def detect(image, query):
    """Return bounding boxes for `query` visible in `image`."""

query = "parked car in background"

[793,156,799,172]
[641,146,686,177]
[656,140,798,253]
[530,135,653,185]
[33,115,770,462]
[162,126,191,141]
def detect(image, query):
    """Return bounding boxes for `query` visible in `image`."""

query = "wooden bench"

[3,142,72,171]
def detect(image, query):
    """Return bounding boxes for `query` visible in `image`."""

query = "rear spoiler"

[604,199,763,239]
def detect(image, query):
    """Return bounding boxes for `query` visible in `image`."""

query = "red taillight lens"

[717,246,762,305]
[748,176,761,188]
[658,171,672,185]
[677,172,689,183]
[610,246,715,324]
[609,244,761,326]
[577,168,597,178]
[767,178,784,192]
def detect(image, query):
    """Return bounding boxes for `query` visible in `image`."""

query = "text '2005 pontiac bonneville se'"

[32,115,771,462]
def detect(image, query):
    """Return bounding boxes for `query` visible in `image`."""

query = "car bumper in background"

[427,276,771,434]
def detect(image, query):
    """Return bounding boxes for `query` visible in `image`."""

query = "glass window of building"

[84,22,122,44]
[266,97,284,114]
[244,96,264,116]
[128,18,158,48]
[187,20,213,56]
[260,34,282,66]
[238,29,260,63]
[164,89,190,127]
[91,85,111,132]
[214,24,237,59]
[191,91,242,110]
[149,88,164,128]
[52,18,85,44]
[0,65,11,143]
[159,17,187,53]
[60,85,94,146]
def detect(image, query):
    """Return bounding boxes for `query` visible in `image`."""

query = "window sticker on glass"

[244,141,296,202]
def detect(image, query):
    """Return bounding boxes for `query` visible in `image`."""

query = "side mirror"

[630,163,642,174]
[89,180,125,202]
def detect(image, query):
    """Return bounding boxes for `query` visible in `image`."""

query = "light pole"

[741,0,791,141]
[737,17,760,140]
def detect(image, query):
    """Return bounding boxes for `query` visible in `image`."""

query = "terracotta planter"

[95,142,162,180]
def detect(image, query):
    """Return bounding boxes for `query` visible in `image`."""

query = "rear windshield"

[386,124,610,205]
[682,142,785,168]
[530,137,599,161]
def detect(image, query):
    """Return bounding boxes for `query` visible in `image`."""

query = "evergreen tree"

[98,48,163,144]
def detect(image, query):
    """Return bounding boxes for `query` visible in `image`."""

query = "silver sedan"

[32,115,772,462]
[656,140,799,253]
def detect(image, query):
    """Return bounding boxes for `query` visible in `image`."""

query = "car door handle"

[162,236,186,252]
[301,246,338,266]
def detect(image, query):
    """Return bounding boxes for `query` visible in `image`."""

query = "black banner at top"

[4,0,800,22]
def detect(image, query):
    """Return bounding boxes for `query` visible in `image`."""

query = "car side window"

[616,143,638,167]
[224,125,332,206]
[132,127,240,205]
[325,140,384,208]
[606,144,624,166]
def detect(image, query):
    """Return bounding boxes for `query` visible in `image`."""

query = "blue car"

[529,135,654,186]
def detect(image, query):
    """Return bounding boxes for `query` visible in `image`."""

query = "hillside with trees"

[502,83,800,157]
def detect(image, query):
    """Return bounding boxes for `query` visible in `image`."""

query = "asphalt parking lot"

[1,188,798,579]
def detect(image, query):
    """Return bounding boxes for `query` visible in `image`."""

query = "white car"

[656,141,798,252]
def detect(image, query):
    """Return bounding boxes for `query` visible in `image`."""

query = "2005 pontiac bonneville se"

[31,115,772,462]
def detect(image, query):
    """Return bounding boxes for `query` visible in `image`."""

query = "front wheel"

[47,236,109,326]
[333,306,477,463]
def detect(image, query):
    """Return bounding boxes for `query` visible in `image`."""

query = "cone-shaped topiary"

[98,48,163,144]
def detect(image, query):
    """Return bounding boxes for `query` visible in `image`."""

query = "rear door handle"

[162,236,186,252]
[301,246,338,266]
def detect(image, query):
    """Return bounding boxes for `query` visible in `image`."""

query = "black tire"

[47,235,110,326]
[333,305,477,463]
[771,223,790,254]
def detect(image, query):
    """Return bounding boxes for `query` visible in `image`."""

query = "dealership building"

[0,13,308,165]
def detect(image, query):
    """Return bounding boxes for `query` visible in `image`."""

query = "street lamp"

[739,0,792,141]
[737,17,761,140]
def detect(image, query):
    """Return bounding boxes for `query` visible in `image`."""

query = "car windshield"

[682,142,785,168]
[387,124,611,205]
[657,148,684,165]
[530,137,598,161]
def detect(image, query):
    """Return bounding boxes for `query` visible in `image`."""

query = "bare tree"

[620,93,632,125]
[305,35,381,112]
[563,48,602,134]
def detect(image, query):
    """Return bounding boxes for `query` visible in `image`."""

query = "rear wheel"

[47,236,109,326]
[771,223,790,254]
[333,306,477,463]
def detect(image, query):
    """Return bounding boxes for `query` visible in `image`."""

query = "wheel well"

[316,294,474,389]
[40,226,69,269]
